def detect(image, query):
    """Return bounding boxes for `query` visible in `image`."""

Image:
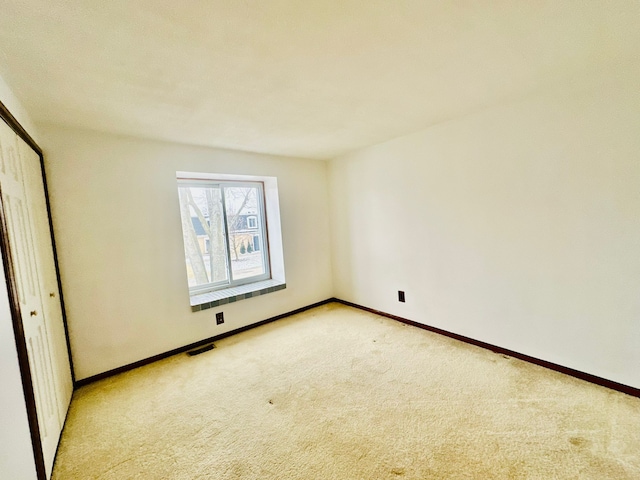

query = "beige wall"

[0,73,39,480]
[8,53,640,397]
[39,125,333,380]
[0,74,39,142]
[329,61,640,389]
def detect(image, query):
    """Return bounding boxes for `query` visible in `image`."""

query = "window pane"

[178,186,228,288]
[224,186,266,281]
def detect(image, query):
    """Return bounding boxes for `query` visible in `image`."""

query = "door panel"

[19,138,73,422]
[0,120,69,479]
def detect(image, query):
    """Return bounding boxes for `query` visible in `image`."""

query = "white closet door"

[0,121,68,479]
[19,138,73,425]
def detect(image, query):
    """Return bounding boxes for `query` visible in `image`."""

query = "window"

[177,179,270,294]
[177,172,286,311]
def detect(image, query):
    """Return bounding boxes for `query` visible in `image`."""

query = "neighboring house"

[191,214,262,256]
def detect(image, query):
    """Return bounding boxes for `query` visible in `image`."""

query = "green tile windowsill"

[190,279,286,312]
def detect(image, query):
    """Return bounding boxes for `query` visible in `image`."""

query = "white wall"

[0,74,39,480]
[39,125,333,380]
[0,74,39,142]
[329,60,640,389]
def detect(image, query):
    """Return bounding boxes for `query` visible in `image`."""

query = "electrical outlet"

[398,291,405,303]
[216,312,224,325]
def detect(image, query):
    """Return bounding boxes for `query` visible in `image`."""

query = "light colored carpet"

[53,303,640,479]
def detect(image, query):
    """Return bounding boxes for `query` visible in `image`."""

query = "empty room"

[1,1,639,479]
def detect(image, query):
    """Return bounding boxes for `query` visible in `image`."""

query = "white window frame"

[177,178,271,295]
[247,215,258,229]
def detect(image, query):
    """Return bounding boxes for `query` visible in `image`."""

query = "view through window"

[177,180,270,293]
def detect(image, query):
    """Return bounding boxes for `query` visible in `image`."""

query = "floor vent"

[187,344,215,356]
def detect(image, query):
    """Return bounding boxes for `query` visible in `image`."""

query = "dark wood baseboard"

[334,298,640,399]
[75,298,335,387]
[76,297,640,399]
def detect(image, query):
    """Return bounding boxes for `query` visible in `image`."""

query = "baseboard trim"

[76,297,640,398]
[334,298,640,399]
[75,298,335,387]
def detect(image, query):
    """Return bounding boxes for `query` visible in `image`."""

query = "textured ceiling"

[0,1,638,159]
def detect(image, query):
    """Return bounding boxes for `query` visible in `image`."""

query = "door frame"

[0,100,74,480]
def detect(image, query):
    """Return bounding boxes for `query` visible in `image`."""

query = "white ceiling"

[0,1,638,159]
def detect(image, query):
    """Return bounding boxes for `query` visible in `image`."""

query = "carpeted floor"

[52,303,640,479]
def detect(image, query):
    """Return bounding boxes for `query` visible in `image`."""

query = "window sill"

[190,279,286,312]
